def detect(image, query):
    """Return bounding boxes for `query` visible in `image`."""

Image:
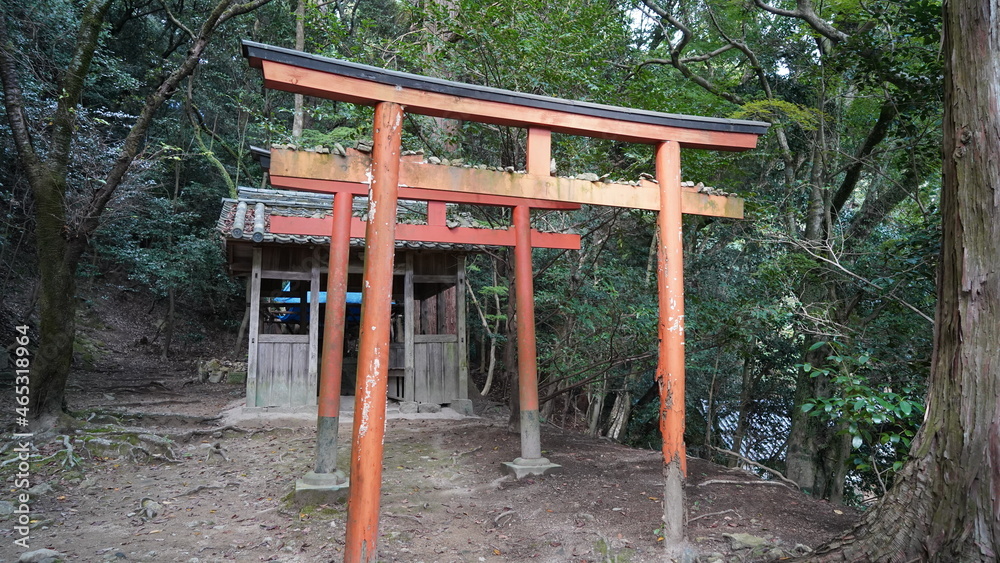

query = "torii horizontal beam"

[268,148,745,218]
[268,214,581,250]
[242,41,767,150]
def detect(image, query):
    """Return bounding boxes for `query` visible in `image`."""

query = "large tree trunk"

[813,0,1000,558]
[28,178,80,430]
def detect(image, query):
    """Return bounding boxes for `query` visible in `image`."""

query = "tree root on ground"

[707,445,801,489]
[696,478,795,489]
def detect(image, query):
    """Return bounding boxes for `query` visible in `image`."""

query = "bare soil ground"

[0,295,859,562]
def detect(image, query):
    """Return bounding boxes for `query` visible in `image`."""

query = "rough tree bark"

[811,0,1000,558]
[0,0,274,430]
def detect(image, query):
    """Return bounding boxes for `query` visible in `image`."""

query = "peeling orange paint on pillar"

[344,101,403,563]
[656,140,687,545]
[655,140,686,474]
[318,192,352,420]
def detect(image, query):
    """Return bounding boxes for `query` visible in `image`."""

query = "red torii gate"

[242,40,768,561]
[267,146,583,499]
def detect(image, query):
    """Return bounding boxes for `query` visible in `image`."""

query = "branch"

[831,101,899,215]
[0,14,45,187]
[786,239,934,324]
[158,0,196,40]
[186,77,236,197]
[48,0,115,177]
[705,6,773,99]
[697,478,794,489]
[218,0,278,25]
[679,44,736,64]
[688,508,739,523]
[538,353,656,404]
[752,0,849,44]
[631,0,746,105]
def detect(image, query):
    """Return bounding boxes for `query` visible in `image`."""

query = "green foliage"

[296,125,370,148]
[92,171,240,314]
[799,342,925,492]
[731,100,824,131]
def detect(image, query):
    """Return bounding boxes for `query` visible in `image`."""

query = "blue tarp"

[272,292,364,305]
[271,292,363,322]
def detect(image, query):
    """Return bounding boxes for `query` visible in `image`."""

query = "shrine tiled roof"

[217,186,493,251]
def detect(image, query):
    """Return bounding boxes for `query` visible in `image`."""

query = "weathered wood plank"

[413,334,459,343]
[404,252,415,402]
[413,274,455,284]
[389,342,406,370]
[456,257,469,400]
[414,343,428,403]
[260,269,312,281]
[443,341,459,402]
[307,263,320,406]
[259,334,310,343]
[247,248,262,407]
[426,343,444,404]
[256,341,270,406]
[290,341,311,406]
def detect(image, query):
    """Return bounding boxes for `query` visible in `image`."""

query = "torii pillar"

[656,140,687,543]
[294,186,352,499]
[502,128,562,478]
[344,101,403,562]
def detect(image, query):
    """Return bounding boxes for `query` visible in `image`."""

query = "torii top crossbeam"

[242,40,768,562]
[242,41,767,150]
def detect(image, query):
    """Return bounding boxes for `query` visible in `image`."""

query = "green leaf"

[808,341,827,351]
[803,362,812,372]
[899,400,913,416]
[801,403,816,413]
[852,435,863,449]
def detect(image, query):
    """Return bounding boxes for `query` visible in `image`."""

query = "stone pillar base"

[501,457,563,479]
[294,470,349,504]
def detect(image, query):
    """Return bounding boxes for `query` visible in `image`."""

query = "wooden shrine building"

[217,147,582,410]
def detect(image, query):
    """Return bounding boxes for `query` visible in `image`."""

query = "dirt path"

[1,366,858,563]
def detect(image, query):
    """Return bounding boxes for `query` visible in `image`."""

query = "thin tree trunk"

[729,355,753,467]
[605,390,631,441]
[292,0,305,138]
[162,287,175,359]
[464,276,498,395]
[587,378,606,437]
